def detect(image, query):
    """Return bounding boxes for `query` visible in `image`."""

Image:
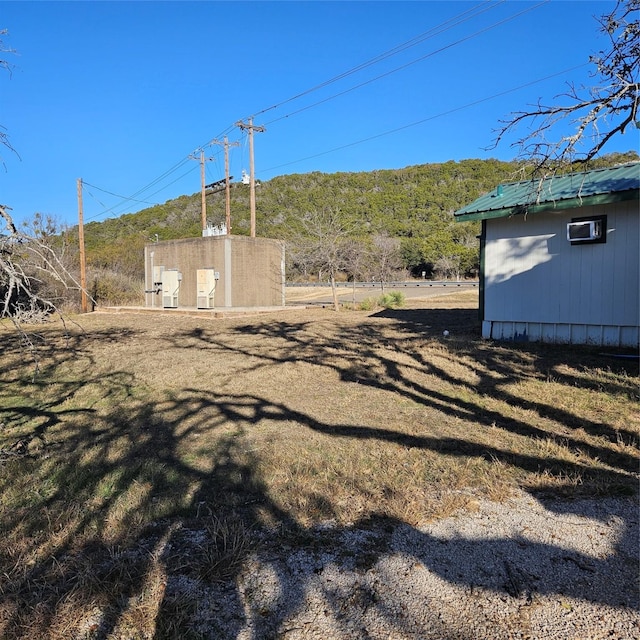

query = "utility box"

[162,269,182,308]
[196,268,217,309]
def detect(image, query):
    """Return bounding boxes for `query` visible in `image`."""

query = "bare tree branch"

[1,205,83,365]
[492,0,639,173]
[0,29,18,165]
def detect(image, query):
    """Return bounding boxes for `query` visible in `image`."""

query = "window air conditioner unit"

[567,220,602,243]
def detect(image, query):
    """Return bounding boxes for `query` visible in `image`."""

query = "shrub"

[358,297,377,311]
[90,269,144,307]
[378,291,405,309]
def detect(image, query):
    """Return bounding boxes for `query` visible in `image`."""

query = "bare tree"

[369,233,403,293]
[433,254,461,281]
[1,206,81,323]
[493,0,639,172]
[287,208,355,311]
[342,238,370,305]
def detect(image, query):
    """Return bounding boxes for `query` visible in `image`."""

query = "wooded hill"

[83,152,638,285]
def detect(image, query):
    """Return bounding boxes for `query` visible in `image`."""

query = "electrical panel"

[162,269,181,308]
[196,268,217,309]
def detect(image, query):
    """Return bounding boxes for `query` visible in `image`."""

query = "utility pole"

[76,178,88,313]
[235,117,265,237]
[212,136,240,235]
[190,150,214,232]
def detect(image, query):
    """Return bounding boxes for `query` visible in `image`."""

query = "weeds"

[378,290,405,308]
[358,290,406,310]
[358,297,377,311]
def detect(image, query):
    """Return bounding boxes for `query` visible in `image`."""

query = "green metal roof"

[454,162,640,222]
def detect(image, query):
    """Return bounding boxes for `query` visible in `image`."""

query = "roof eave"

[454,189,640,222]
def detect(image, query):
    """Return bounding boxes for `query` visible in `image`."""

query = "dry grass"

[0,289,637,638]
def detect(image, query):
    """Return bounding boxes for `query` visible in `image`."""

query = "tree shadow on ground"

[190,311,638,479]
[372,306,481,336]
[0,311,637,639]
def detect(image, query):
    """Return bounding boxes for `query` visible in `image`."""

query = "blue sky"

[1,0,637,228]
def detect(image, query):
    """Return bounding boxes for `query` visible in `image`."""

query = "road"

[285,281,478,305]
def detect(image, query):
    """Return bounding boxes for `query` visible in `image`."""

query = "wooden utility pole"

[235,117,265,237]
[212,136,240,235]
[190,151,214,232]
[76,178,88,313]
[200,150,206,231]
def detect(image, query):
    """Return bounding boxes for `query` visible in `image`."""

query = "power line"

[262,63,588,174]
[97,127,234,216]
[123,156,192,203]
[83,164,199,222]
[81,185,110,216]
[85,0,551,220]
[82,181,160,206]
[262,0,550,127]
[177,0,550,193]
[252,0,507,120]
[116,165,199,215]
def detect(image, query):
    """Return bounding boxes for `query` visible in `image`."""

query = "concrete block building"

[144,235,286,309]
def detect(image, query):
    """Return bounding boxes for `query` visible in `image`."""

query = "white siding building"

[454,162,639,347]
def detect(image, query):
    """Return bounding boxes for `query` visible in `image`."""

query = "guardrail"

[286,281,479,288]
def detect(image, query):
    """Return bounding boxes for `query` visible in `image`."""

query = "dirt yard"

[0,290,637,639]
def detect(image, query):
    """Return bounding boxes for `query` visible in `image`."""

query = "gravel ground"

[158,491,639,640]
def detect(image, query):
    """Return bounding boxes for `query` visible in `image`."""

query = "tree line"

[2,153,638,314]
[76,153,637,302]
